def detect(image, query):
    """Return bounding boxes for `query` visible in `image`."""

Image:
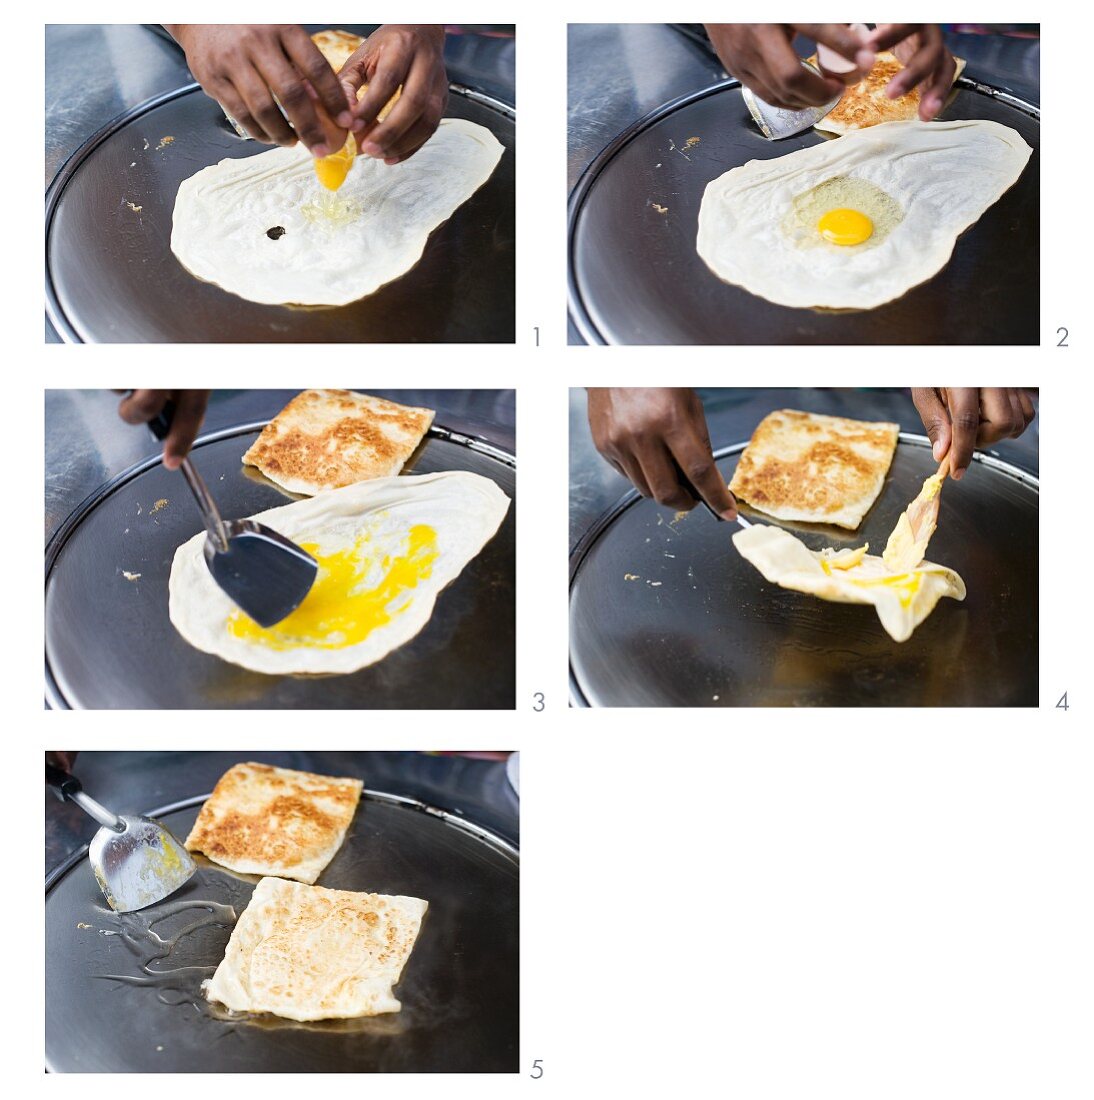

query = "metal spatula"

[46,764,196,912]
[148,405,318,627]
[670,456,752,527]
[741,60,843,140]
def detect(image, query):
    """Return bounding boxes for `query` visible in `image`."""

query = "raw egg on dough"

[313,133,356,192]
[783,175,903,250]
[229,523,439,651]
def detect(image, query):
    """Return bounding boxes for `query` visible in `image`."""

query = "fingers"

[252,49,332,154]
[761,28,845,108]
[635,444,697,511]
[232,62,297,146]
[282,26,355,129]
[118,389,169,426]
[911,387,952,463]
[1017,389,1036,430]
[794,23,875,79]
[162,390,210,470]
[976,389,1036,447]
[943,388,980,480]
[865,23,921,53]
[352,52,405,136]
[885,26,947,100]
[918,47,956,120]
[667,435,737,520]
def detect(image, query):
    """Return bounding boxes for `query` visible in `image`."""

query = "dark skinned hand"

[588,388,737,519]
[705,23,875,110]
[46,751,79,773]
[117,390,211,471]
[340,25,448,164]
[866,24,957,121]
[911,388,1036,480]
[166,24,350,156]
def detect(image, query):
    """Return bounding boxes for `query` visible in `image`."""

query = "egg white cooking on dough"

[168,471,509,675]
[696,119,1032,310]
[171,118,503,306]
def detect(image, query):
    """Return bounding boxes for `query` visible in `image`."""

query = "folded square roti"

[185,762,363,884]
[729,409,898,529]
[205,877,428,1020]
[815,50,966,134]
[243,389,435,495]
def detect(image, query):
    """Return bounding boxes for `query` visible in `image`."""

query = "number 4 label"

[1056,692,1069,711]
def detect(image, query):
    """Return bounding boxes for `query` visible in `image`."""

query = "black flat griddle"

[569,78,1039,344]
[45,791,519,1073]
[46,84,514,343]
[570,436,1038,707]
[45,425,515,709]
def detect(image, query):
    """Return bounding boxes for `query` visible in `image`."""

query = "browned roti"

[184,762,363,884]
[729,409,899,529]
[815,51,966,133]
[243,389,435,495]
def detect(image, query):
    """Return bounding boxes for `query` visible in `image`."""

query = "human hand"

[705,23,875,110]
[911,388,1036,480]
[587,388,737,518]
[866,24,956,120]
[167,24,350,156]
[46,751,78,773]
[117,390,211,471]
[340,25,448,164]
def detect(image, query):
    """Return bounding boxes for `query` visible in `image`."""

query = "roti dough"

[171,118,503,306]
[168,471,510,675]
[204,877,427,1020]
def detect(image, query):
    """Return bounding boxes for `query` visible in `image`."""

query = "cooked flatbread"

[205,877,427,1020]
[243,389,435,495]
[729,410,898,529]
[185,762,362,884]
[815,51,966,134]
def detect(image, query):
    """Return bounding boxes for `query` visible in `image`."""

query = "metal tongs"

[149,404,318,627]
[46,764,196,912]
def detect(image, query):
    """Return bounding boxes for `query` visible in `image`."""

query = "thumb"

[912,387,952,460]
[795,23,875,75]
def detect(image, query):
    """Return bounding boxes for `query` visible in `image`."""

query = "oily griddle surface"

[45,427,515,709]
[569,80,1039,344]
[46,85,515,343]
[570,438,1038,707]
[45,793,519,1073]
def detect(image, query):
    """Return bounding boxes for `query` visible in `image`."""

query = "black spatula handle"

[46,763,81,801]
[146,399,177,442]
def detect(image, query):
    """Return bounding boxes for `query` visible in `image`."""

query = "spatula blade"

[204,520,318,628]
[89,815,196,913]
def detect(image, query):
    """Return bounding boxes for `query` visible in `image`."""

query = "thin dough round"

[171,119,504,306]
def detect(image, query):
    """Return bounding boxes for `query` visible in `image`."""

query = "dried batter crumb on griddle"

[150,498,169,514]
[624,573,640,581]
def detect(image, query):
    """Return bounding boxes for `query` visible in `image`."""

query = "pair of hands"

[705,24,956,121]
[168,24,447,164]
[588,388,1035,515]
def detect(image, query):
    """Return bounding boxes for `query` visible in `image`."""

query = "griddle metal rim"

[44,420,516,710]
[45,83,516,344]
[568,432,1038,706]
[45,787,519,898]
[566,77,1040,346]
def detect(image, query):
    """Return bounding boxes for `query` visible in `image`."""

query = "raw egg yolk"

[848,571,924,609]
[313,134,356,192]
[228,524,438,651]
[818,207,873,246]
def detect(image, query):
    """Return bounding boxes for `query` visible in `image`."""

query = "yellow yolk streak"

[228,524,438,651]
[842,571,924,609]
[313,134,356,192]
[818,207,873,246]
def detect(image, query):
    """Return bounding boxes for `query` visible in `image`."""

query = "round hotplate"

[570,436,1038,707]
[568,79,1039,344]
[45,425,515,709]
[45,791,519,1073]
[46,85,515,343]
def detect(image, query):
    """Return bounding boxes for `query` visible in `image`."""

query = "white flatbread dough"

[168,471,510,674]
[733,523,965,642]
[204,877,427,1020]
[696,120,1031,310]
[171,118,504,306]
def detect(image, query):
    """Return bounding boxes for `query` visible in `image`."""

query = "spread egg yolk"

[818,207,873,246]
[313,134,356,192]
[228,524,438,650]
